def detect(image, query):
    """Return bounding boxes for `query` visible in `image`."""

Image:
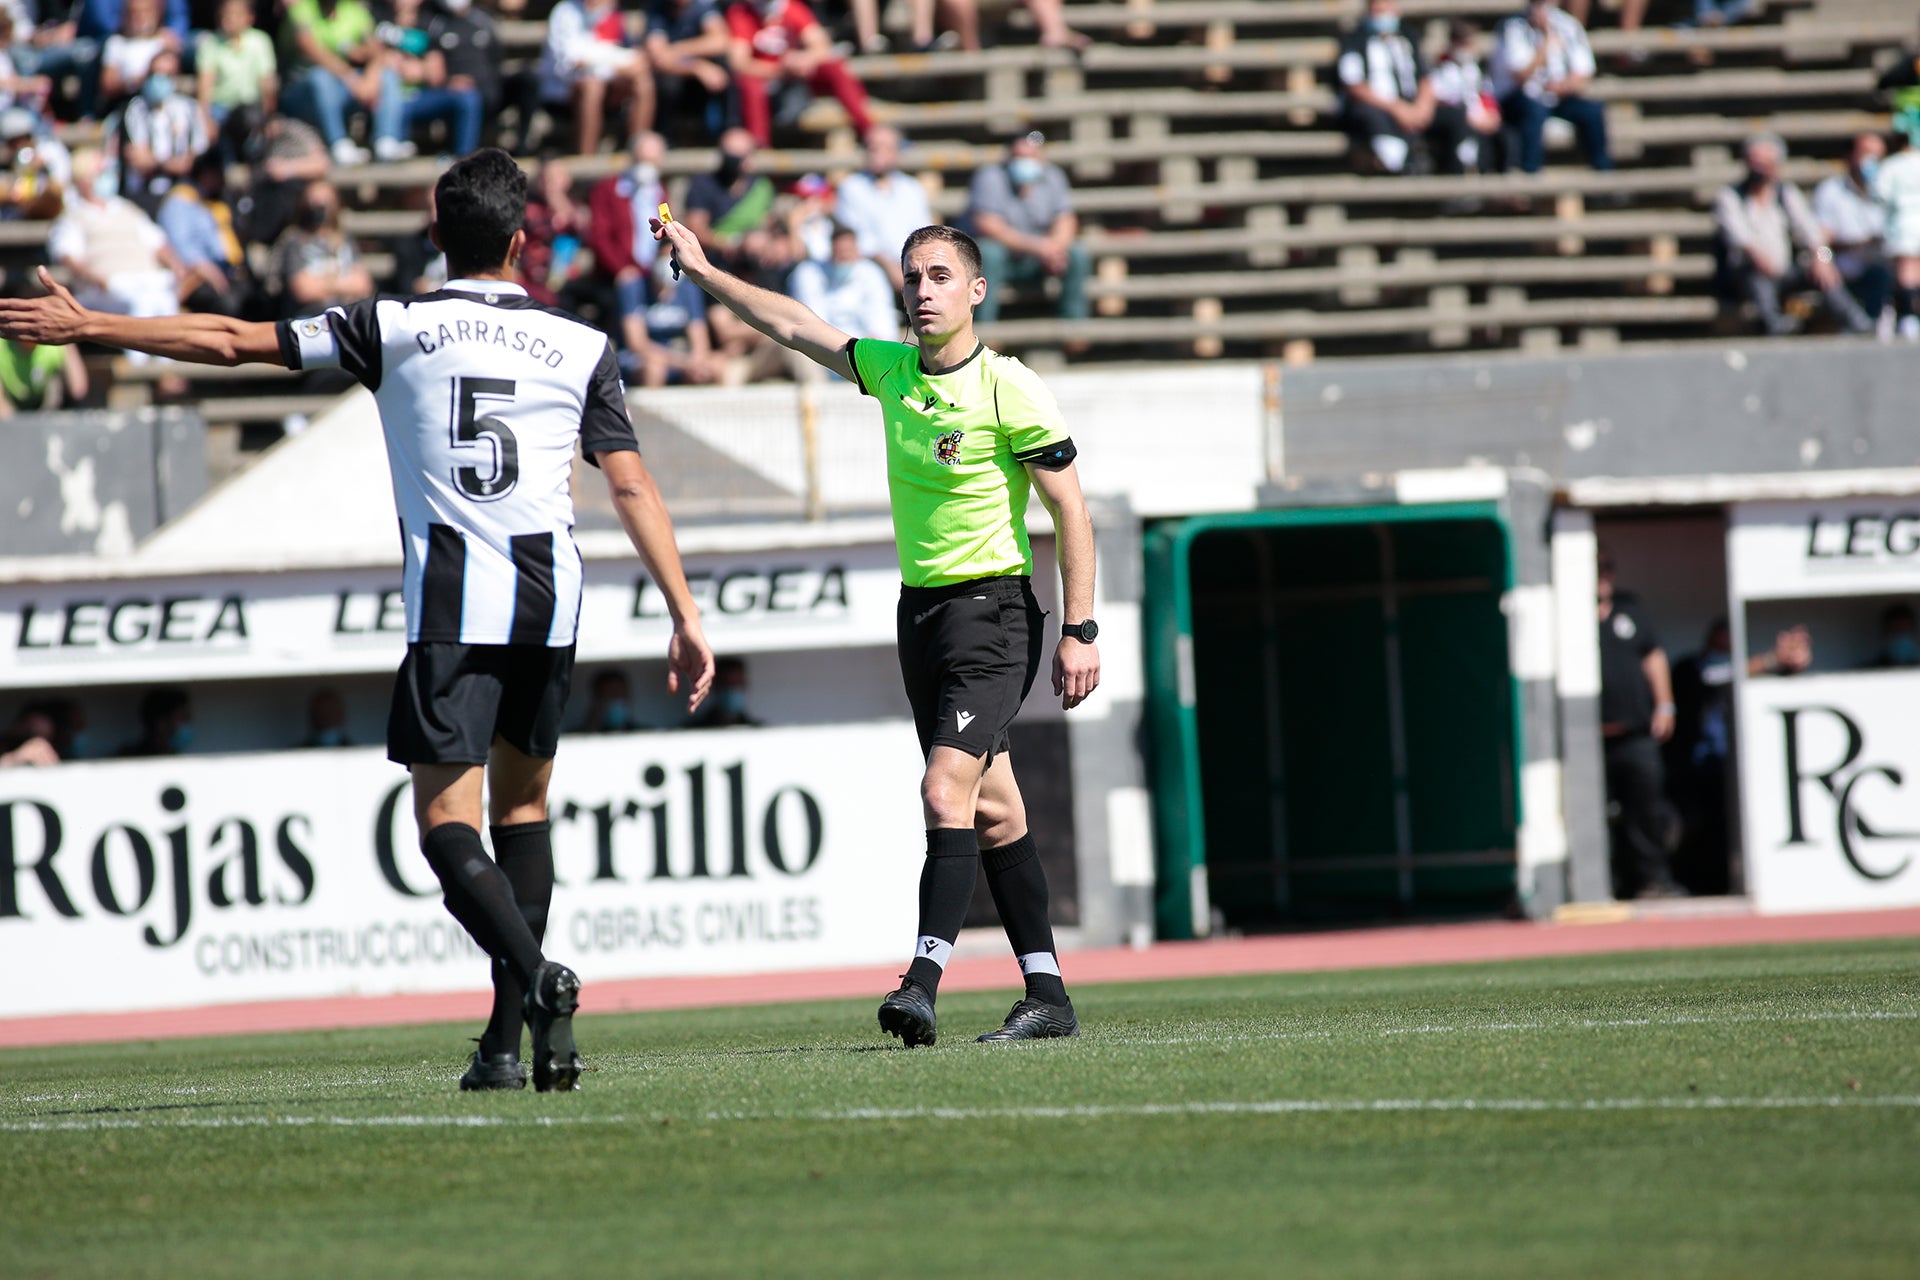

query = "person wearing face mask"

[302,688,354,748]
[115,48,209,216]
[688,657,760,728]
[1812,133,1893,333]
[1426,22,1503,177]
[1712,133,1871,337]
[788,222,896,358]
[1335,0,1433,176]
[723,0,870,148]
[49,146,186,339]
[684,127,774,265]
[266,177,375,321]
[581,669,641,732]
[117,686,195,757]
[1869,602,1920,669]
[965,130,1088,327]
[587,128,666,322]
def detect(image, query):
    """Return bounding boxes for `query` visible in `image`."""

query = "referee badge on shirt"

[933,430,965,465]
[1613,613,1636,640]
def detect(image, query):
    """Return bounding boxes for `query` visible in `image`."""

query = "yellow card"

[658,202,674,224]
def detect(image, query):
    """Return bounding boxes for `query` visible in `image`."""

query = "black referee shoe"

[976,998,1078,1042]
[524,961,583,1092]
[458,1046,528,1092]
[878,977,938,1048]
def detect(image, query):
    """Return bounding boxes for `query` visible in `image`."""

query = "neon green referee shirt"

[847,339,1075,588]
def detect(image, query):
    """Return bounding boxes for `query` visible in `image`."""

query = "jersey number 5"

[451,376,519,501]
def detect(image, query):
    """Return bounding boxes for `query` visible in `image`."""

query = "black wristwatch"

[1062,619,1099,643]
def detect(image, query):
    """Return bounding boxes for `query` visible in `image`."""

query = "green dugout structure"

[1143,475,1583,936]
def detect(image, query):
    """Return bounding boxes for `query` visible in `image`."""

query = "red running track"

[4,907,1916,1050]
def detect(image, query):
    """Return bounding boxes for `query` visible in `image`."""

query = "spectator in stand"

[116,686,194,757]
[243,113,330,248]
[644,0,731,140]
[0,9,54,127]
[1812,133,1893,335]
[12,3,104,123]
[1713,134,1871,337]
[423,0,502,153]
[1559,0,1645,37]
[835,124,928,289]
[789,221,895,345]
[1427,22,1503,176]
[684,125,773,265]
[1872,113,1920,341]
[1868,602,1920,668]
[725,0,871,147]
[265,177,374,318]
[0,273,86,413]
[1491,0,1611,176]
[281,0,413,166]
[522,154,589,307]
[967,129,1089,326]
[0,704,59,766]
[784,170,834,261]
[581,668,639,732]
[688,656,760,727]
[627,248,723,385]
[51,147,185,328]
[302,688,352,747]
[160,149,248,315]
[116,48,211,215]
[381,0,481,158]
[196,0,278,163]
[588,127,665,322]
[1336,0,1432,176]
[0,106,70,220]
[100,0,177,110]
[541,0,654,158]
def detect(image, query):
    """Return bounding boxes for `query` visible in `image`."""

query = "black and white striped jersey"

[276,279,639,647]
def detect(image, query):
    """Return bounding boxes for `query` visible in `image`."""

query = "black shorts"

[897,575,1044,761]
[387,642,576,766]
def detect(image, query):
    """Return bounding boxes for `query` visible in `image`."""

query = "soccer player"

[0,150,716,1091]
[654,214,1099,1045]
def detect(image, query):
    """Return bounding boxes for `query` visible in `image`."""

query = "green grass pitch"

[4,939,1917,1279]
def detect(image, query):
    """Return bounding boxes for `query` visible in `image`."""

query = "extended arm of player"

[652,216,857,381]
[0,267,286,366]
[598,448,717,712]
[1028,461,1100,710]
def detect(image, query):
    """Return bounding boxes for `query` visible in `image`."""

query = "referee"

[0,150,716,1091]
[655,216,1100,1045]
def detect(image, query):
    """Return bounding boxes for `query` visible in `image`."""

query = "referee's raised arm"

[653,216,858,382]
[0,266,290,367]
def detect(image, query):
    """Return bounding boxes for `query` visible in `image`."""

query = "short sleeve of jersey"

[580,339,640,466]
[278,295,383,390]
[992,358,1070,456]
[846,337,913,398]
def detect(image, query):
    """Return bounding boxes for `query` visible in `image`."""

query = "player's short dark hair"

[433,148,528,278]
[901,225,982,280]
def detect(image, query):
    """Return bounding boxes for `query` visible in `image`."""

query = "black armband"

[1014,437,1077,470]
[843,338,870,396]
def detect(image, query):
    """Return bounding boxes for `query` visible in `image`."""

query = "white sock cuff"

[1016,951,1061,978]
[915,936,954,970]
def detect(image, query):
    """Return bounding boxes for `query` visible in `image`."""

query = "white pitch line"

[5,1095,1919,1133]
[1108,1007,1920,1048]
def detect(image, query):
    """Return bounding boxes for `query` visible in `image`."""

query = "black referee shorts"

[897,575,1044,762]
[387,641,576,766]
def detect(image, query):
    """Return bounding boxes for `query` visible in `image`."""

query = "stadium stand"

[0,0,1903,472]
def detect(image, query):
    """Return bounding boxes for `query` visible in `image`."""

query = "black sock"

[904,827,978,999]
[478,821,555,1057]
[421,822,543,989]
[982,833,1069,1006]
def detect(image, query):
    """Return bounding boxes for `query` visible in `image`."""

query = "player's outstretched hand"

[1053,637,1099,711]
[0,267,89,346]
[668,615,716,713]
[651,216,711,282]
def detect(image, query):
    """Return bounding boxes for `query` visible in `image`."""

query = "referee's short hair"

[902,225,983,281]
[434,148,529,279]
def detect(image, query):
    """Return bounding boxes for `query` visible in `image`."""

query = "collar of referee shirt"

[918,339,986,377]
[444,278,528,295]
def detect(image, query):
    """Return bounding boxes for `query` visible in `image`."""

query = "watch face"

[1068,620,1098,642]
